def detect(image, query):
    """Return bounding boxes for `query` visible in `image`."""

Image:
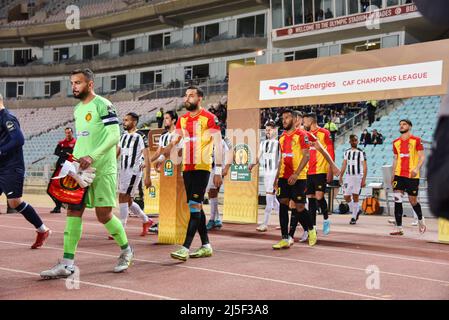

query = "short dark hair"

[349,134,358,140]
[281,109,294,116]
[303,113,317,122]
[186,86,204,97]
[126,112,139,123]
[265,120,276,128]
[71,68,94,81]
[165,110,178,124]
[64,127,73,132]
[399,119,413,127]
[293,110,303,118]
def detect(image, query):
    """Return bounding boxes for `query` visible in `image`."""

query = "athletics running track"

[0,206,448,300]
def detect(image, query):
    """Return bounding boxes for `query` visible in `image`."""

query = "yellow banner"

[438,218,449,244]
[144,169,160,215]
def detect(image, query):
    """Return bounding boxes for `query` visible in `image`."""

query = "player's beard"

[284,122,293,131]
[73,88,89,100]
[400,128,409,134]
[164,124,170,130]
[304,125,311,131]
[185,101,198,111]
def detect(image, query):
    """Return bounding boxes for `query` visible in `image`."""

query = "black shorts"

[306,173,327,195]
[0,168,25,199]
[393,175,419,196]
[183,170,210,203]
[276,178,307,204]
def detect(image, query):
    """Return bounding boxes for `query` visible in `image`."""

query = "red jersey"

[176,108,220,172]
[278,129,310,180]
[393,135,424,178]
[307,127,334,175]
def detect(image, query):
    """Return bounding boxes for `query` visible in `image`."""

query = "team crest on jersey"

[5,121,15,131]
[60,176,81,191]
[85,112,92,122]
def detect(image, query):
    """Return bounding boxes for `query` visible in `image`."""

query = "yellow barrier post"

[157,160,190,244]
[438,218,449,244]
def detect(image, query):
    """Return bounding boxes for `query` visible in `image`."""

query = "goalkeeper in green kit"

[41,69,134,279]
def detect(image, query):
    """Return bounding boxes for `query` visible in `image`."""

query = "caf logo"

[149,186,156,198]
[85,112,92,122]
[234,147,249,165]
[60,176,80,191]
[165,161,173,170]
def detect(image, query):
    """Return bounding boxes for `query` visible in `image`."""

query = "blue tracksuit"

[0,108,26,198]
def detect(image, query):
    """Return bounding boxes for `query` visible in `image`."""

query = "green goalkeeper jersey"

[72,95,120,177]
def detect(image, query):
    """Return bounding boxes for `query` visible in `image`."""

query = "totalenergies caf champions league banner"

[259,61,443,101]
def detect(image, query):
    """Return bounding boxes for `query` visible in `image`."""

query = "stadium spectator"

[371,129,384,145]
[324,117,338,142]
[325,8,333,19]
[360,129,371,147]
[366,100,377,126]
[49,127,76,213]
[156,107,164,128]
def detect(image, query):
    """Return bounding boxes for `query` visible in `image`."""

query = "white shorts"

[206,171,221,193]
[264,174,276,194]
[343,175,363,196]
[119,170,142,196]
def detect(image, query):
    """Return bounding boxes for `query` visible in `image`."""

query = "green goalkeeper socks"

[63,216,83,260]
[104,215,129,250]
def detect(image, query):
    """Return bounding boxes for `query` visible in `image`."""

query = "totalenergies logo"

[269,82,289,95]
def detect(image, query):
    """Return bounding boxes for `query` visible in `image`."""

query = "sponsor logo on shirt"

[399,153,410,158]
[78,131,90,137]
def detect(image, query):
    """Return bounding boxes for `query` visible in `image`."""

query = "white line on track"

[2,215,448,265]
[1,224,448,286]
[0,239,387,300]
[0,266,176,300]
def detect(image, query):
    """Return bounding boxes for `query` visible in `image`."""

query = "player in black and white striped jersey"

[249,121,280,232]
[339,135,367,225]
[148,110,182,234]
[205,135,233,230]
[151,111,182,172]
[117,112,154,236]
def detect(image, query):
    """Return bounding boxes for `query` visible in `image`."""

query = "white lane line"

[0,266,176,300]
[215,249,449,286]
[0,239,387,300]
[6,214,447,261]
[210,232,449,267]
[2,224,447,286]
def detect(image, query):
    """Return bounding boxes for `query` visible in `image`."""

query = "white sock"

[129,202,149,223]
[37,224,48,233]
[119,203,129,226]
[273,195,280,214]
[209,197,218,221]
[351,201,358,220]
[202,243,212,249]
[354,202,360,219]
[264,194,274,226]
[62,258,74,267]
[348,201,354,216]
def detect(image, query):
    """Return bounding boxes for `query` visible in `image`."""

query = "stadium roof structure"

[0,0,269,47]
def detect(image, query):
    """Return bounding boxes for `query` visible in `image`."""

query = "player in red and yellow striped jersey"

[303,113,340,236]
[272,109,317,249]
[390,119,426,236]
[163,86,223,261]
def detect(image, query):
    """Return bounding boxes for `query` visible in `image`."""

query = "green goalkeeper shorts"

[84,174,117,208]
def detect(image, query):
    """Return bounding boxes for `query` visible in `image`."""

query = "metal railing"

[137,78,228,100]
